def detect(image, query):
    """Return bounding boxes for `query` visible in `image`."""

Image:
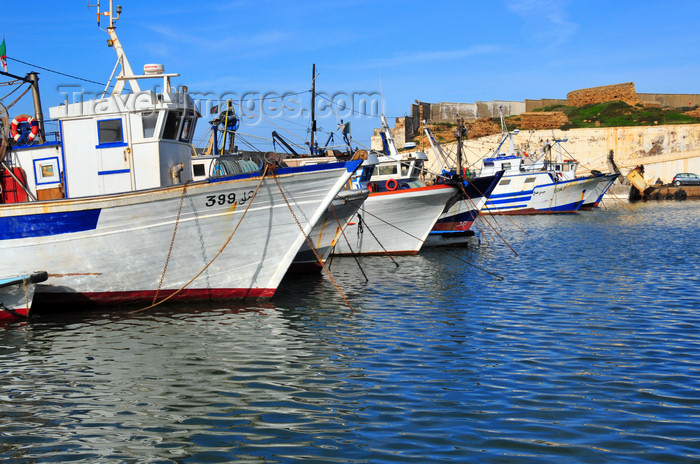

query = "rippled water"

[2,201,700,463]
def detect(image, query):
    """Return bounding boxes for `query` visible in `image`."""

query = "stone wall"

[567,82,640,106]
[518,112,569,130]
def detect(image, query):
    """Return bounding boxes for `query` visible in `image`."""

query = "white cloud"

[506,0,578,47]
[358,45,502,70]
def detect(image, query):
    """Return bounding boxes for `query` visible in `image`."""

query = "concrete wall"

[424,125,700,185]
[525,98,568,111]
[638,93,700,109]
[414,100,525,123]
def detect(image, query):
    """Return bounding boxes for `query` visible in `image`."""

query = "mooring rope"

[132,164,270,314]
[346,193,504,280]
[458,183,519,256]
[328,202,369,282]
[152,180,190,304]
[270,171,355,312]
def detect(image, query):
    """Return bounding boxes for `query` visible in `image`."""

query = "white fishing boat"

[480,126,602,214]
[579,172,620,209]
[287,187,369,273]
[421,126,503,246]
[332,116,458,255]
[0,3,360,309]
[0,271,47,321]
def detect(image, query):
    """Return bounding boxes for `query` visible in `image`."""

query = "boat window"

[162,111,181,140]
[179,114,195,142]
[502,163,511,170]
[142,111,159,138]
[524,177,536,183]
[376,164,398,176]
[499,179,511,185]
[401,163,409,176]
[97,119,123,144]
[192,163,206,177]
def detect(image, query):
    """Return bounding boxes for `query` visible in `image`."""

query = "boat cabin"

[3,73,200,203]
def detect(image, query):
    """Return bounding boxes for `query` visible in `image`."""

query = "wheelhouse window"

[142,111,159,138]
[97,119,124,145]
[376,164,398,176]
[162,111,181,140]
[162,110,197,142]
[179,114,195,142]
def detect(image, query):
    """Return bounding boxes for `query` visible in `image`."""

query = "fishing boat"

[0,271,48,321]
[422,125,503,246]
[579,172,620,209]
[190,91,373,275]
[479,125,602,214]
[0,3,361,309]
[332,116,458,255]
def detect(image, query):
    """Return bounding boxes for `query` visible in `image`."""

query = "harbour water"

[1,201,699,463]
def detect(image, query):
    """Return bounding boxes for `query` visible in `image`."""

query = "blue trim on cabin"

[98,169,131,176]
[10,140,62,150]
[95,141,129,149]
[483,155,519,163]
[0,209,101,240]
[58,120,69,198]
[96,118,125,147]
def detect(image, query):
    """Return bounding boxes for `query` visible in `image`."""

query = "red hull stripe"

[35,288,276,307]
[0,308,29,321]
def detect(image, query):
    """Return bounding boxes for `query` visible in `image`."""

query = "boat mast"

[454,118,466,178]
[88,0,141,95]
[310,64,317,155]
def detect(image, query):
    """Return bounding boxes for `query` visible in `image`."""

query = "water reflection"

[1,202,700,462]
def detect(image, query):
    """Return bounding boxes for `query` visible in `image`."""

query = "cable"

[7,56,107,87]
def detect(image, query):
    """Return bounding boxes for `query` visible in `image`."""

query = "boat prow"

[0,271,48,322]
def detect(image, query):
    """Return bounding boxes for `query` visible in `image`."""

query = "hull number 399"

[205,190,255,207]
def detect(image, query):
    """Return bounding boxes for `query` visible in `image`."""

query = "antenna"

[378,72,385,116]
[87,0,122,29]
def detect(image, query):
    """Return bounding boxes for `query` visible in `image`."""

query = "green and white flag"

[0,38,6,72]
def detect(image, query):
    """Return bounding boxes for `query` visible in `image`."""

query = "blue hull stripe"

[0,209,101,240]
[436,210,478,224]
[490,189,535,199]
[487,196,532,205]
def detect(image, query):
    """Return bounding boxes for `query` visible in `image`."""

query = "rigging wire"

[7,56,107,87]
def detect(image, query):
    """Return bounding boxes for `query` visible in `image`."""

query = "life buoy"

[10,115,39,142]
[367,182,377,193]
[385,178,398,191]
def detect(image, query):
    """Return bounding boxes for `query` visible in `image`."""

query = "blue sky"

[3,0,700,152]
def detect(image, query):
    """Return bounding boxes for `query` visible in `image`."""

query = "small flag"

[0,38,7,72]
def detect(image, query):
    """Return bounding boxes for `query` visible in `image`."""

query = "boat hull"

[332,184,457,255]
[484,173,599,214]
[580,173,621,209]
[0,271,48,321]
[0,162,359,308]
[426,173,503,247]
[287,188,369,274]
